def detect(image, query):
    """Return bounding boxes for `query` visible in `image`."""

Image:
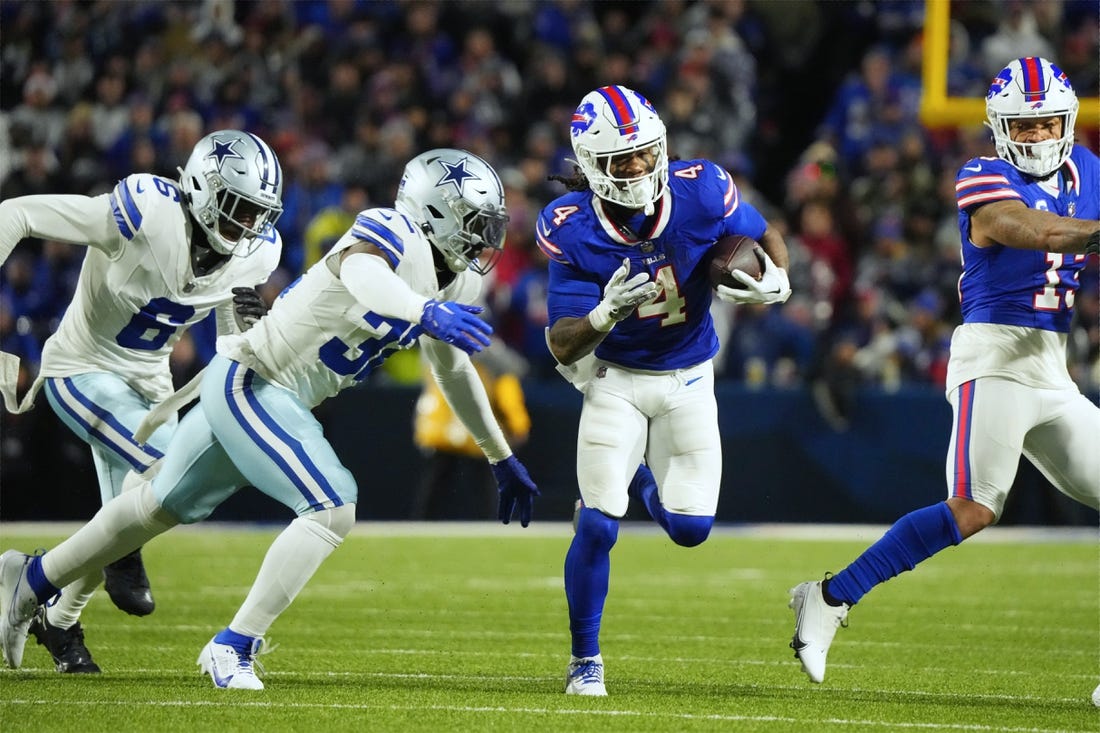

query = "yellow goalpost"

[919,0,1099,129]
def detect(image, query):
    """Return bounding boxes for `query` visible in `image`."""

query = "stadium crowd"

[1,0,1097,420]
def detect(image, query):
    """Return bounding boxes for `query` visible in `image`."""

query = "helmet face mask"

[570,85,668,211]
[394,149,508,275]
[985,57,1078,178]
[178,130,283,256]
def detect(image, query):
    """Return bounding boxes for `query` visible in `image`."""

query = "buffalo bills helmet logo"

[571,101,597,138]
[987,70,1011,99]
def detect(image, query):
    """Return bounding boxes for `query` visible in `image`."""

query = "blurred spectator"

[302,186,370,270]
[979,0,1057,78]
[817,44,920,176]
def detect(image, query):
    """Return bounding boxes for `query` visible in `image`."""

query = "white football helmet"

[570,85,668,211]
[394,148,509,275]
[986,57,1078,178]
[178,130,283,256]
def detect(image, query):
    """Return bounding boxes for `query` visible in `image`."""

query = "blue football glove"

[492,455,540,527]
[419,300,493,355]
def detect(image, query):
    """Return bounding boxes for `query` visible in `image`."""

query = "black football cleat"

[103,548,155,617]
[29,606,101,674]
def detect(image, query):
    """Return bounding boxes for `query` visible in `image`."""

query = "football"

[707,235,763,290]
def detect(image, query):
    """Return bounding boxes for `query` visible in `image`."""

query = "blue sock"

[214,627,257,654]
[26,555,60,604]
[827,502,963,606]
[564,507,619,658]
[628,464,669,532]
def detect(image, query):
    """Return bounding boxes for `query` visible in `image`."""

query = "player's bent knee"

[305,503,356,540]
[576,506,620,550]
[665,514,713,547]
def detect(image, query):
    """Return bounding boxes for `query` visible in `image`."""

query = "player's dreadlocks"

[548,156,681,194]
[547,163,589,192]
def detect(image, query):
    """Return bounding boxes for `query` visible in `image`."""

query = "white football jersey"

[0,173,280,406]
[219,207,481,407]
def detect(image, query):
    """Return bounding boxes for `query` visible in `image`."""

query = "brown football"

[707,235,763,290]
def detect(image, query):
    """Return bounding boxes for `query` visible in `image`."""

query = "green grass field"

[0,522,1096,732]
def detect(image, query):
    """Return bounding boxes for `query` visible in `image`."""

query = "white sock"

[42,481,177,589]
[46,572,101,630]
[229,514,344,638]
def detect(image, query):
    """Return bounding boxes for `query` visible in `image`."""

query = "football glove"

[419,300,493,355]
[1086,230,1099,256]
[492,455,539,527]
[588,258,660,332]
[715,249,792,305]
[232,286,268,328]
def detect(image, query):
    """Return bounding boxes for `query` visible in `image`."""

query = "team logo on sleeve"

[435,157,479,194]
[205,137,245,172]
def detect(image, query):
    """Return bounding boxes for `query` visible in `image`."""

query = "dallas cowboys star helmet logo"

[435,157,480,194]
[205,137,245,172]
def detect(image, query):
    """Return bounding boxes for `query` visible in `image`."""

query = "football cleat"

[197,634,266,690]
[565,654,607,696]
[29,606,101,674]
[103,548,155,617]
[0,549,38,668]
[1092,682,1100,708]
[789,579,849,683]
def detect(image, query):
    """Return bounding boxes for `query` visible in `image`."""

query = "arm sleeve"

[213,301,241,337]
[421,337,512,463]
[339,251,429,323]
[0,194,124,266]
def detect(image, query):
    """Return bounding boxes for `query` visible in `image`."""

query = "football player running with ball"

[0,149,539,689]
[0,130,283,673]
[788,58,1100,701]
[540,85,792,695]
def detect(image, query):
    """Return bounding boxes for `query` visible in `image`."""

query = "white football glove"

[588,258,660,332]
[715,249,792,305]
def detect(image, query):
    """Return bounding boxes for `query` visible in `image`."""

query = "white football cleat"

[197,635,266,690]
[789,579,849,683]
[1092,682,1100,707]
[565,654,607,696]
[0,550,38,669]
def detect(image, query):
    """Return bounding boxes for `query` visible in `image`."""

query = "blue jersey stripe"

[224,363,342,510]
[353,216,405,268]
[116,179,143,231]
[46,378,163,471]
[244,131,281,194]
[109,192,135,240]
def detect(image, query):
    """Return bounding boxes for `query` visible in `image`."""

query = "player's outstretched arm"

[339,244,491,354]
[421,338,539,526]
[971,200,1100,252]
[0,194,123,266]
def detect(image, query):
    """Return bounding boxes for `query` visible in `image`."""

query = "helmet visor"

[214,187,283,244]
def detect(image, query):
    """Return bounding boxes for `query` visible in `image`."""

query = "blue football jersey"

[538,159,767,370]
[954,144,1098,333]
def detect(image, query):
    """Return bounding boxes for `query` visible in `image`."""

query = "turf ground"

[0,522,1096,732]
